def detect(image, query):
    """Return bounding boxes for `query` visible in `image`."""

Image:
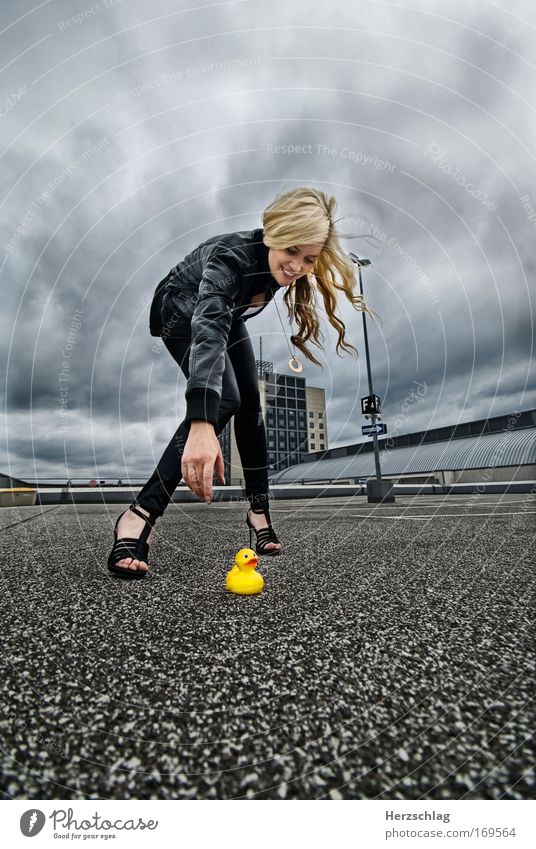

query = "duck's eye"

[244,554,249,558]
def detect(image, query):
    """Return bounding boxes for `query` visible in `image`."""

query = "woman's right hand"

[181,420,226,503]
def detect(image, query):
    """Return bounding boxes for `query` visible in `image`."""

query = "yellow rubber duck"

[226,547,264,595]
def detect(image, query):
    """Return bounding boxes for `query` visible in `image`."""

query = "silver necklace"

[273,292,303,373]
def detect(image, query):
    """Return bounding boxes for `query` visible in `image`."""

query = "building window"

[310,443,315,450]
[309,411,314,418]
[319,443,324,450]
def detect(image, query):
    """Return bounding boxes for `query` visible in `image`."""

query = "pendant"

[288,356,303,373]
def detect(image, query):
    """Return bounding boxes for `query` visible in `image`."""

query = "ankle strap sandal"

[246,507,282,557]
[107,504,159,579]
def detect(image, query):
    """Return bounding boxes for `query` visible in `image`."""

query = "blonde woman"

[107,187,374,578]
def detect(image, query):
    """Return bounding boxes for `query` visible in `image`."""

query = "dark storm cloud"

[1,0,535,478]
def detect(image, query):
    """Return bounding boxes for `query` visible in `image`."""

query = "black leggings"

[134,319,270,517]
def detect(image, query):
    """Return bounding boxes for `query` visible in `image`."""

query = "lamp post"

[349,253,395,504]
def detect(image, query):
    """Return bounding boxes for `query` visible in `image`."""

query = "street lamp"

[349,253,395,504]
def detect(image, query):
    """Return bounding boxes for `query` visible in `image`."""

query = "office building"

[218,361,328,484]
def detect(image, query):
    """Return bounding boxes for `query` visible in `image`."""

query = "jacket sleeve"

[184,250,243,428]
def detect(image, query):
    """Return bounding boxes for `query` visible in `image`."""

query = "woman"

[107,187,374,578]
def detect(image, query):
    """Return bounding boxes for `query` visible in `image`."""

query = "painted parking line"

[275,498,536,509]
[353,510,536,519]
[274,509,536,520]
[0,506,59,534]
[384,499,535,507]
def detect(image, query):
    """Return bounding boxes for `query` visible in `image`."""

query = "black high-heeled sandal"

[107,504,159,579]
[246,506,282,556]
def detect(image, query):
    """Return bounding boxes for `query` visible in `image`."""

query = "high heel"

[107,504,159,579]
[246,506,282,556]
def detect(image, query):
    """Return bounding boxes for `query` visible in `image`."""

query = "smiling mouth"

[281,266,296,280]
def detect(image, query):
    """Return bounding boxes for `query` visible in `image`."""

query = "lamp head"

[348,252,372,267]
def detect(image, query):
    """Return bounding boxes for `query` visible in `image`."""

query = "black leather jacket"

[149,227,280,428]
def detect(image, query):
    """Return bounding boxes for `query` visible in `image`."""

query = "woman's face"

[268,243,323,287]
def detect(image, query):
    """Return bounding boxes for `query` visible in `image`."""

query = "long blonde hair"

[262,187,380,366]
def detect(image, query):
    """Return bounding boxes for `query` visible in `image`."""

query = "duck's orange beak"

[249,556,259,568]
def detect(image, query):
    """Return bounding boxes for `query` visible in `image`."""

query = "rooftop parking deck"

[1,493,534,800]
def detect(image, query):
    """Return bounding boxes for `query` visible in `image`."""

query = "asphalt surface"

[1,493,535,800]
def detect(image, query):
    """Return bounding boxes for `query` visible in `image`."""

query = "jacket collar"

[251,228,285,303]
[251,228,271,276]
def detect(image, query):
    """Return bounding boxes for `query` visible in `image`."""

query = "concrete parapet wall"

[34,480,536,506]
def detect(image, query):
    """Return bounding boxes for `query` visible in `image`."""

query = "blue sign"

[362,422,387,436]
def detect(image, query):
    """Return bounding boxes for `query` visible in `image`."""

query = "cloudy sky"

[1,0,535,481]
